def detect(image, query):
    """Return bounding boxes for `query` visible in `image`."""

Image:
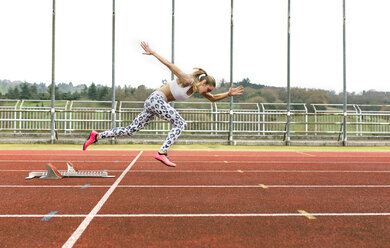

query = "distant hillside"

[1,78,389,105]
[0,80,88,94]
[0,80,24,94]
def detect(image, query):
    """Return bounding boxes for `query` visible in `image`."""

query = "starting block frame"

[25,162,115,180]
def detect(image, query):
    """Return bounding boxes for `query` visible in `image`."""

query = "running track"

[1,150,390,247]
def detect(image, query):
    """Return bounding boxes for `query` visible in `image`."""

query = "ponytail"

[191,68,216,93]
[192,67,208,78]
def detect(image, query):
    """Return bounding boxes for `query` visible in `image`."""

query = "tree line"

[1,79,389,109]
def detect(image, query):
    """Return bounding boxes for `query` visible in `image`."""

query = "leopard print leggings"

[99,91,186,152]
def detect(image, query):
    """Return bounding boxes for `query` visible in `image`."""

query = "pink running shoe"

[83,130,98,151]
[154,152,176,167]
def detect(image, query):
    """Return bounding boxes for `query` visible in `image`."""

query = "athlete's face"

[198,80,215,94]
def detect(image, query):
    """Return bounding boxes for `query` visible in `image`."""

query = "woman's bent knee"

[176,119,186,131]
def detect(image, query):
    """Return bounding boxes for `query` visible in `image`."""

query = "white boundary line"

[1,213,390,218]
[93,212,390,217]
[1,160,390,164]
[1,152,389,158]
[0,154,137,158]
[163,161,390,164]
[129,170,390,173]
[2,185,390,188]
[62,151,143,248]
[117,185,390,188]
[0,160,129,163]
[4,169,390,173]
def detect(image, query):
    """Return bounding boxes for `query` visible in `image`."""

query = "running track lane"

[1,150,390,247]
[3,170,390,185]
[62,151,143,248]
[99,187,390,214]
[74,216,390,248]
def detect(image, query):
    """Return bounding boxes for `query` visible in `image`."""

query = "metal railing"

[0,100,389,139]
[311,104,390,137]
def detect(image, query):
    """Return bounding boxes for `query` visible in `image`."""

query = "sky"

[0,0,389,93]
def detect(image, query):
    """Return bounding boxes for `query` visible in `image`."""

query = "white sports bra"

[169,78,194,101]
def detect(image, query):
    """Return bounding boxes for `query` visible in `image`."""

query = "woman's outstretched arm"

[201,84,244,102]
[141,42,193,86]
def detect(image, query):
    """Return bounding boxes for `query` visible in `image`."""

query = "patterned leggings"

[99,91,186,153]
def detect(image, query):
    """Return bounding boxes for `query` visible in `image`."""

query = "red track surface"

[1,150,390,247]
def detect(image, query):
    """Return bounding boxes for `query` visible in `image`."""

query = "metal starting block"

[25,162,115,180]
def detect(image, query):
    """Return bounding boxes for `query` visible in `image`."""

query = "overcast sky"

[0,0,389,93]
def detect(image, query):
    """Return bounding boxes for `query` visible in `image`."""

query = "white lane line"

[4,169,390,173]
[0,154,137,157]
[1,160,390,164]
[130,170,390,173]
[0,160,129,163]
[0,170,125,172]
[1,152,389,158]
[0,185,98,188]
[0,214,86,218]
[2,213,390,218]
[95,212,390,217]
[2,185,390,188]
[141,161,390,164]
[62,151,143,248]
[117,185,390,188]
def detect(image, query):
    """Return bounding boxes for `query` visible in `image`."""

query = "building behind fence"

[0,99,389,143]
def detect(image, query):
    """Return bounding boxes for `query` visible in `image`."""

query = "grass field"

[0,144,388,152]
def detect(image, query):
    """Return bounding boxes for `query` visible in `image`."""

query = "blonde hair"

[191,68,216,93]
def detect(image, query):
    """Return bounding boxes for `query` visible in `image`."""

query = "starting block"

[25,162,115,180]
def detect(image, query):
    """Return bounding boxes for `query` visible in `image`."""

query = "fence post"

[286,0,291,146]
[312,104,317,136]
[360,110,363,136]
[19,100,24,134]
[342,0,348,146]
[353,104,358,136]
[14,100,19,133]
[50,0,56,144]
[304,104,308,135]
[228,0,234,145]
[256,103,261,136]
[111,0,116,145]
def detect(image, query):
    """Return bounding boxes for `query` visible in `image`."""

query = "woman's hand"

[141,41,192,85]
[141,41,154,55]
[228,84,244,96]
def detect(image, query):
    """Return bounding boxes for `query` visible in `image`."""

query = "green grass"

[272,115,389,134]
[0,144,389,152]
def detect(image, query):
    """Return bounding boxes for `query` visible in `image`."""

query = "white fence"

[0,100,389,137]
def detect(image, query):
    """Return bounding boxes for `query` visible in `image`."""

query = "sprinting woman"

[83,42,244,167]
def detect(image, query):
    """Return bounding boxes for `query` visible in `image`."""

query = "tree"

[88,83,98,100]
[30,84,39,99]
[81,85,88,98]
[6,87,20,99]
[20,82,31,99]
[97,86,110,101]
[47,84,60,100]
[237,78,265,89]
[261,88,279,102]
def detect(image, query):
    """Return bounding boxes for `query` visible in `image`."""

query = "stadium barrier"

[0,100,389,140]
